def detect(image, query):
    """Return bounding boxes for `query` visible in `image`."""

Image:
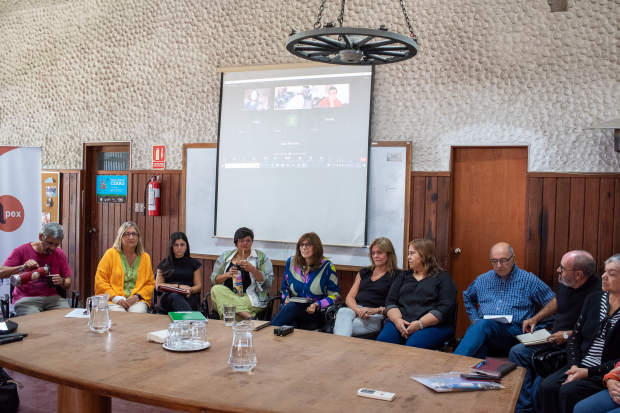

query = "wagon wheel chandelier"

[286,0,419,65]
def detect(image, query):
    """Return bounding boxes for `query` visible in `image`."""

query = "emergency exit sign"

[152,145,165,169]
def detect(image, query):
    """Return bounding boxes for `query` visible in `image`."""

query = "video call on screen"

[216,66,373,246]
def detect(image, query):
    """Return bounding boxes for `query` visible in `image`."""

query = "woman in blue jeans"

[377,238,457,349]
[574,358,620,413]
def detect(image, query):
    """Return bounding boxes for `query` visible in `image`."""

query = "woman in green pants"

[210,227,274,321]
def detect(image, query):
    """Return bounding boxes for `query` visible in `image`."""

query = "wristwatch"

[136,293,144,301]
[563,331,569,340]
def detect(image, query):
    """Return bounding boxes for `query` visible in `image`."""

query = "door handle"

[88,228,97,234]
[454,248,461,254]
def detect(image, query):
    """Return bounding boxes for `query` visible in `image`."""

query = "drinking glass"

[178,321,192,349]
[223,304,236,326]
[166,323,182,349]
[191,321,207,349]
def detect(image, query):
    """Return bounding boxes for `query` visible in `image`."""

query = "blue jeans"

[509,342,554,413]
[376,319,454,350]
[454,319,522,358]
[271,302,323,327]
[574,390,620,413]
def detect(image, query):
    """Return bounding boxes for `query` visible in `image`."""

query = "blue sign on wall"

[96,175,128,203]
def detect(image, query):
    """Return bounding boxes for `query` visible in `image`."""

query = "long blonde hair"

[112,221,145,255]
[367,237,399,275]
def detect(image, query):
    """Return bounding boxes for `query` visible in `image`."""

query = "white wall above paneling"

[0,0,618,172]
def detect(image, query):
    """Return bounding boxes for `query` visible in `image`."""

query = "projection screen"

[215,65,373,246]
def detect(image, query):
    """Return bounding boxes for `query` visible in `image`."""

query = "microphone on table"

[10,265,50,286]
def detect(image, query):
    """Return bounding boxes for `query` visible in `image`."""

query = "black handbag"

[0,368,21,413]
[322,303,347,334]
[532,348,567,379]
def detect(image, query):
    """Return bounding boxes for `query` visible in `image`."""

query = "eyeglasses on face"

[123,232,139,238]
[558,265,576,274]
[299,242,312,250]
[490,255,513,266]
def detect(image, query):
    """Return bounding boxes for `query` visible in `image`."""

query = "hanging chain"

[314,0,328,29]
[399,0,417,40]
[337,0,346,27]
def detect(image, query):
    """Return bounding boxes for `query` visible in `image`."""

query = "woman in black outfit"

[155,232,202,312]
[376,238,457,349]
[333,237,398,337]
[537,253,620,413]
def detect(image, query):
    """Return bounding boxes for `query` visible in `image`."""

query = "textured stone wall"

[0,0,618,171]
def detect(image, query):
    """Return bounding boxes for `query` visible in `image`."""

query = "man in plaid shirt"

[454,242,555,359]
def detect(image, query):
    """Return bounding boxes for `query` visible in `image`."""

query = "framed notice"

[96,175,128,203]
[41,172,60,224]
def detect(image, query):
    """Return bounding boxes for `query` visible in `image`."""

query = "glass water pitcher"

[86,293,111,333]
[228,320,257,372]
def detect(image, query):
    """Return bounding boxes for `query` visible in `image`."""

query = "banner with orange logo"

[0,147,42,302]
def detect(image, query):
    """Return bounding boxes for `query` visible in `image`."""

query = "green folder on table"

[168,311,207,322]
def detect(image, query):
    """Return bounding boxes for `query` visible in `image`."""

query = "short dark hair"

[328,86,337,93]
[234,227,254,246]
[573,252,596,278]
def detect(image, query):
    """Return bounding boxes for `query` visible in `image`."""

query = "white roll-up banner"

[0,146,42,307]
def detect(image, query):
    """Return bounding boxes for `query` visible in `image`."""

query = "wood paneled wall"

[54,170,620,307]
[526,175,620,290]
[56,171,81,300]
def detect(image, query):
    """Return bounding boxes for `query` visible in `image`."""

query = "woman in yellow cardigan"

[95,221,155,312]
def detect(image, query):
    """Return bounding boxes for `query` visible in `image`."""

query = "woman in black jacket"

[537,254,620,413]
[376,238,457,349]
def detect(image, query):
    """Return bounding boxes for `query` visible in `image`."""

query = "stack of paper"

[516,329,551,345]
[483,315,513,324]
[147,330,168,343]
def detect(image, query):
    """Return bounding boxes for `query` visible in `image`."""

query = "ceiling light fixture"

[286,0,419,65]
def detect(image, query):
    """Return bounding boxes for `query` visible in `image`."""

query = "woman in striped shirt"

[537,254,620,413]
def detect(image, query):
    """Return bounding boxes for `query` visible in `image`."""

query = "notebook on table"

[168,311,207,322]
[471,358,517,378]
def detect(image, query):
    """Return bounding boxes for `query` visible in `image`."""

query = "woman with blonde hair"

[333,237,399,337]
[377,238,457,349]
[95,221,155,312]
[271,232,339,327]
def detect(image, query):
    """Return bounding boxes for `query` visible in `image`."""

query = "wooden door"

[450,147,528,337]
[82,144,131,299]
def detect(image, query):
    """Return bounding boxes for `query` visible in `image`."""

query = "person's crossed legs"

[454,319,522,358]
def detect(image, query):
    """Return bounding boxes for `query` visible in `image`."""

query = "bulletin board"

[41,172,60,225]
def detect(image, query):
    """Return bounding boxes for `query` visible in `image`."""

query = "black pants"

[160,292,200,313]
[271,302,323,328]
[536,365,606,413]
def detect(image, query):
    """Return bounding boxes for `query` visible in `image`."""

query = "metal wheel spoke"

[307,51,338,57]
[295,46,340,53]
[297,39,340,49]
[315,36,346,49]
[366,54,388,62]
[364,51,406,57]
[342,35,353,48]
[360,39,397,50]
[352,36,374,48]
[363,46,409,52]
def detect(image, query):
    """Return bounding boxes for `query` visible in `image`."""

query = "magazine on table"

[411,372,504,392]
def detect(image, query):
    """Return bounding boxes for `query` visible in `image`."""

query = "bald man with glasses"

[454,242,555,359]
[509,250,601,413]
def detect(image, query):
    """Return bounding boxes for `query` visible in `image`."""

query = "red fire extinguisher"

[143,175,160,216]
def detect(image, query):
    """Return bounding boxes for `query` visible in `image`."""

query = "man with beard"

[0,222,72,315]
[509,250,601,413]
